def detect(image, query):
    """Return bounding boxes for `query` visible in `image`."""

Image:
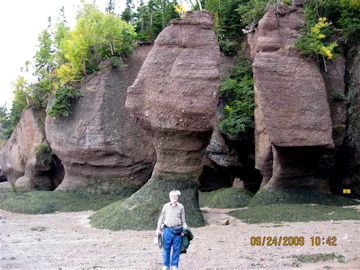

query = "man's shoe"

[171,267,178,270]
[162,266,169,270]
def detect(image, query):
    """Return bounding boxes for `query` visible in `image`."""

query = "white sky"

[0,0,126,111]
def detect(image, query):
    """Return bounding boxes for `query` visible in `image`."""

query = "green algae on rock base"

[90,174,206,231]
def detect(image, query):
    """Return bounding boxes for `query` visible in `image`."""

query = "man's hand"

[181,232,185,236]
[156,229,161,236]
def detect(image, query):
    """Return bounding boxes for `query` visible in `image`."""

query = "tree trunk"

[197,0,202,10]
[161,0,165,30]
[150,12,153,30]
[110,42,114,56]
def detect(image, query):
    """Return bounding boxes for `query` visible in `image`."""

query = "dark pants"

[163,227,182,268]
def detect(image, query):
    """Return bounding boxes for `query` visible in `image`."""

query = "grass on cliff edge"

[0,191,124,214]
[229,203,360,224]
[199,187,254,208]
[90,174,206,231]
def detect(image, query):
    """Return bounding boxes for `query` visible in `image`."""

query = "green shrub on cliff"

[301,0,360,44]
[331,91,347,101]
[219,57,255,139]
[35,143,53,164]
[295,0,360,70]
[47,87,83,118]
[295,17,338,71]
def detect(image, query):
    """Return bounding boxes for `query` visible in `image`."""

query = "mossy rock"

[0,190,124,214]
[90,174,205,231]
[62,177,140,196]
[199,188,254,208]
[249,186,359,207]
[35,143,53,164]
[229,204,360,224]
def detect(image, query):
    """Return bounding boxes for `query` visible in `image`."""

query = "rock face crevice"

[248,7,334,189]
[315,53,347,192]
[331,46,360,198]
[45,45,156,195]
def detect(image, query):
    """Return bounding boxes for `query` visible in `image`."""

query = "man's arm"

[181,206,187,228]
[156,205,166,235]
[181,206,186,236]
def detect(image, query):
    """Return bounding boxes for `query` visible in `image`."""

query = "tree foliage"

[0,105,11,144]
[47,87,83,118]
[219,57,255,139]
[3,2,139,138]
[106,0,116,14]
[338,0,360,42]
[55,4,137,84]
[204,0,276,54]
[133,0,178,43]
[302,0,360,44]
[236,0,276,31]
[295,17,338,71]
[121,0,135,22]
[295,0,360,70]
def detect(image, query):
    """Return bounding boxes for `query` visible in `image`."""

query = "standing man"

[156,190,187,270]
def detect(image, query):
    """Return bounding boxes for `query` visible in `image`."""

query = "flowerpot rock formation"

[247,7,334,190]
[92,11,220,230]
[126,11,220,182]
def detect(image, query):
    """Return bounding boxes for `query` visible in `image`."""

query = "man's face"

[170,195,178,203]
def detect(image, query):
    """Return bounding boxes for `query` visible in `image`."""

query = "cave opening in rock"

[48,154,65,191]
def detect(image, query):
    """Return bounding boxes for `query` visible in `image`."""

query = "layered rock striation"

[248,7,334,189]
[45,45,156,195]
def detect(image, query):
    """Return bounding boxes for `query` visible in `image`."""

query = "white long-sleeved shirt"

[157,202,186,231]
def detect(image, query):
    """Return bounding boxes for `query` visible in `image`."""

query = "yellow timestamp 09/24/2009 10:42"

[250,236,337,246]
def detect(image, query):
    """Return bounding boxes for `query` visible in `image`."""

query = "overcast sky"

[0,0,126,110]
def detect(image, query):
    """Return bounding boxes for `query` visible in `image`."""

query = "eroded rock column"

[126,11,220,181]
[248,7,334,192]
